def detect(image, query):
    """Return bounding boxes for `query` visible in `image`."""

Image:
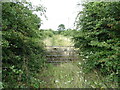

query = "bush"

[74,2,120,83]
[40,29,54,38]
[2,2,46,88]
[60,29,78,37]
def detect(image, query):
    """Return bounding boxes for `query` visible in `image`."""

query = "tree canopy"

[57,24,66,31]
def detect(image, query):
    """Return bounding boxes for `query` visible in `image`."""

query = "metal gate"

[45,46,78,63]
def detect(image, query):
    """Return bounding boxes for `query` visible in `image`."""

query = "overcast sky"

[29,0,83,30]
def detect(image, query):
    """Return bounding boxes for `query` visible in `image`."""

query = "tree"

[57,24,65,31]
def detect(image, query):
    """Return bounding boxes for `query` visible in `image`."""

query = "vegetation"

[60,29,78,37]
[1,0,120,89]
[43,35,74,46]
[40,29,55,38]
[40,35,86,88]
[74,2,120,86]
[58,24,66,31]
[40,34,118,88]
[2,2,46,88]
[57,24,66,33]
[39,62,85,88]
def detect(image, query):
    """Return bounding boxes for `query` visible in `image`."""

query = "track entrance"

[45,46,79,63]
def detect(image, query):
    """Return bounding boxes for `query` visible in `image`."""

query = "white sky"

[29,0,83,30]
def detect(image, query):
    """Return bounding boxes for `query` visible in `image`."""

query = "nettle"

[74,2,120,82]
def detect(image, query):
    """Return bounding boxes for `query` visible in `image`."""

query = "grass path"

[39,62,88,88]
[40,35,86,88]
[39,35,117,88]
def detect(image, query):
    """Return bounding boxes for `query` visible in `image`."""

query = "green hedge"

[74,2,120,83]
[2,2,46,88]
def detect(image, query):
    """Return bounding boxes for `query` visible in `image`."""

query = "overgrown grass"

[43,35,74,46]
[40,34,119,88]
[39,62,85,88]
[39,61,118,88]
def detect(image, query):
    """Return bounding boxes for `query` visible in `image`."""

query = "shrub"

[74,2,120,83]
[2,2,46,88]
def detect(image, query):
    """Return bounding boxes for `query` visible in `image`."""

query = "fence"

[45,46,79,63]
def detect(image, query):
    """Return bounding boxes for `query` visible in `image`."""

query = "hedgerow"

[2,2,46,88]
[74,2,120,83]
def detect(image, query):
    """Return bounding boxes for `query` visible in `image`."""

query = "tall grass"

[40,34,118,88]
[43,35,74,46]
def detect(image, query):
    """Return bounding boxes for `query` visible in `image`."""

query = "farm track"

[39,35,87,88]
[39,35,116,88]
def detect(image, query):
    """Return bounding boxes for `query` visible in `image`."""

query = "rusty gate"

[45,46,78,63]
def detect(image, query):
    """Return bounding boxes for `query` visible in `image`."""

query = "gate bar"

[45,46,74,47]
[46,58,79,60]
[46,55,78,56]
[46,61,73,63]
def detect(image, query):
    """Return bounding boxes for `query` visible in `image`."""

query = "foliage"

[2,2,46,88]
[60,29,78,37]
[74,2,120,84]
[40,29,54,38]
[57,24,66,33]
[43,35,74,46]
[39,63,85,88]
